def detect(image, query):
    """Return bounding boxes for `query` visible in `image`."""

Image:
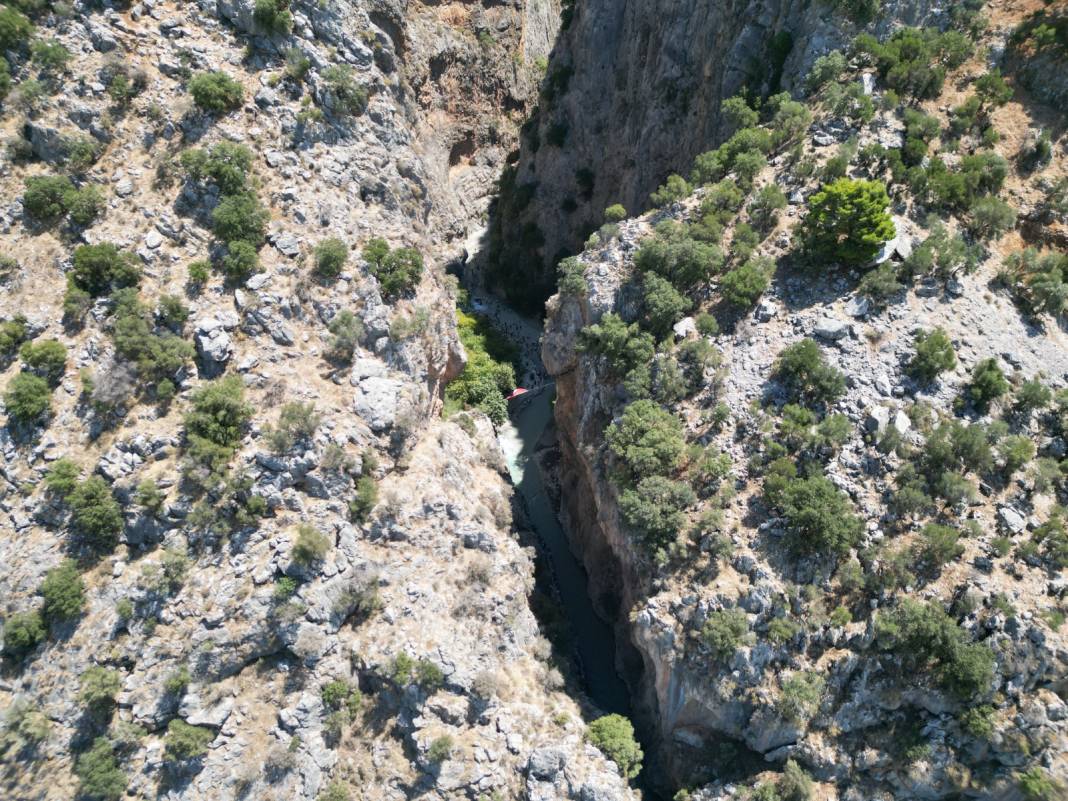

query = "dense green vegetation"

[362,238,424,298]
[586,714,643,779]
[444,309,517,425]
[188,71,244,113]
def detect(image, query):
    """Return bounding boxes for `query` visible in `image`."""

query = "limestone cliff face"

[0,1,635,799]
[490,0,938,308]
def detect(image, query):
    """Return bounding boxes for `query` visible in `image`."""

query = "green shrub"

[606,400,686,482]
[326,309,362,364]
[4,371,51,423]
[557,256,588,296]
[219,240,260,282]
[720,256,772,309]
[108,289,194,389]
[967,196,1015,240]
[79,665,121,711]
[163,666,190,696]
[875,599,995,698]
[75,737,127,801]
[30,38,70,73]
[801,178,895,266]
[180,141,253,195]
[1016,767,1060,801]
[833,0,880,24]
[66,185,106,227]
[959,704,995,739]
[604,203,627,223]
[577,313,655,379]
[427,734,453,763]
[965,358,1009,412]
[349,476,378,523]
[635,221,723,289]
[187,260,210,287]
[23,175,74,221]
[916,523,963,570]
[292,524,331,566]
[649,174,690,207]
[444,310,516,425]
[314,237,348,278]
[253,0,292,34]
[778,672,825,724]
[586,714,643,779]
[0,6,32,50]
[1003,249,1068,318]
[390,651,414,684]
[774,474,863,555]
[212,191,268,246]
[188,71,244,113]
[415,659,444,691]
[854,27,971,100]
[184,376,252,467]
[165,719,214,761]
[68,476,123,552]
[19,339,66,384]
[773,339,845,407]
[619,475,695,558]
[362,239,423,298]
[323,64,368,115]
[318,782,351,801]
[2,610,45,658]
[268,402,320,453]
[39,559,84,622]
[902,221,978,281]
[71,243,140,296]
[44,458,80,497]
[779,759,813,801]
[0,314,28,356]
[998,435,1036,475]
[641,272,691,337]
[908,328,956,383]
[702,608,748,661]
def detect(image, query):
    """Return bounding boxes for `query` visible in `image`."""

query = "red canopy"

[505,388,529,401]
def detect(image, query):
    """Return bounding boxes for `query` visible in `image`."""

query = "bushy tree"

[720,256,772,309]
[748,184,787,233]
[965,358,1009,412]
[577,313,655,378]
[68,477,123,552]
[253,0,292,34]
[801,178,895,266]
[649,174,690,207]
[586,714,643,779]
[184,376,252,467]
[20,339,66,384]
[775,474,863,555]
[4,371,51,423]
[220,240,260,281]
[44,458,80,497]
[641,272,691,336]
[0,6,32,51]
[619,475,695,557]
[362,238,423,298]
[314,237,348,278]
[71,243,140,296]
[79,666,121,712]
[165,719,214,761]
[75,737,127,801]
[2,610,45,658]
[702,608,748,660]
[635,221,724,289]
[967,196,1015,240]
[188,71,244,113]
[23,175,74,221]
[908,328,956,383]
[180,141,252,195]
[39,559,85,622]
[606,400,686,482]
[773,339,845,406]
[212,192,268,246]
[875,599,995,698]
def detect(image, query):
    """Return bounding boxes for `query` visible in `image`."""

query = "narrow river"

[467,290,631,716]
[498,388,632,716]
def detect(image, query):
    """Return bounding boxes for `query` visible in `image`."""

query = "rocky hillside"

[540,0,1068,799]
[0,1,640,800]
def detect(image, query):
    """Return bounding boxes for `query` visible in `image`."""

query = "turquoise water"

[499,388,632,715]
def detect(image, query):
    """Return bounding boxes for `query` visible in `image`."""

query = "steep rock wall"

[489,0,937,309]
